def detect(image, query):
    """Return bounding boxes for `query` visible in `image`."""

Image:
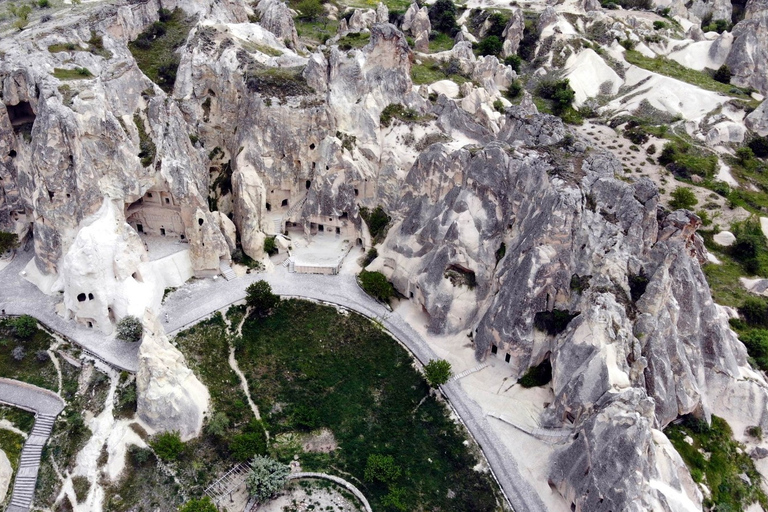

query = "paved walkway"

[0,249,139,372]
[287,472,372,512]
[161,269,548,512]
[0,378,65,512]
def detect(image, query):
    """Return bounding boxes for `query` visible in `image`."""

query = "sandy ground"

[392,299,569,512]
[288,229,352,267]
[573,120,749,231]
[259,480,362,512]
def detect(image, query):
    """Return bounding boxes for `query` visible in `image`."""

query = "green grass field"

[0,319,58,391]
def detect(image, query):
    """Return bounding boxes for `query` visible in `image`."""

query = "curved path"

[287,472,372,512]
[0,378,65,512]
[161,268,548,512]
[0,249,139,372]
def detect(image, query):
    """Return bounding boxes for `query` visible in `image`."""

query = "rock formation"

[136,311,209,440]
[726,0,768,95]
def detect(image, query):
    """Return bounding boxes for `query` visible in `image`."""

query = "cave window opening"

[77,293,86,302]
[87,321,93,328]
[6,101,36,128]
[165,197,170,204]
[266,203,271,212]
[281,199,288,207]
[505,353,511,363]
[309,143,315,150]
[160,228,166,236]
[8,150,16,158]
[329,217,333,221]
[88,293,94,300]
[340,212,348,219]
[198,218,204,226]
[312,162,316,169]
[66,193,71,198]
[133,271,143,282]
[137,224,143,233]
[335,227,340,234]
[354,188,359,196]
[491,344,498,355]
[180,234,185,240]
[356,238,362,245]
[318,224,324,232]
[306,180,311,189]
[326,166,329,170]
[48,191,54,200]
[409,291,414,298]
[147,193,152,198]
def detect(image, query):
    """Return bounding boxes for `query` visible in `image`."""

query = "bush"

[476,35,503,57]
[533,309,577,335]
[229,420,268,461]
[739,298,768,327]
[245,281,280,317]
[12,315,37,339]
[658,141,717,178]
[297,0,323,21]
[179,497,217,512]
[362,248,378,267]
[116,315,143,342]
[11,346,25,361]
[359,205,390,241]
[364,454,402,484]
[536,78,575,115]
[246,456,291,502]
[518,359,552,387]
[669,187,698,210]
[737,146,755,165]
[505,80,523,99]
[359,270,395,302]
[0,231,19,254]
[263,236,277,256]
[628,271,649,302]
[653,20,667,30]
[748,136,768,158]
[380,104,419,128]
[205,412,229,438]
[504,54,522,73]
[150,431,184,461]
[423,359,452,387]
[713,64,732,84]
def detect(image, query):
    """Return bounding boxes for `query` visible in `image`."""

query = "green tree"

[669,187,697,210]
[229,420,268,462]
[245,281,280,316]
[359,270,394,302]
[736,146,755,165]
[263,236,277,256]
[12,315,37,339]
[476,36,503,57]
[0,231,20,254]
[364,453,402,483]
[428,0,458,36]
[297,0,323,21]
[179,497,217,512]
[116,315,143,342]
[246,456,291,502]
[150,431,185,461]
[423,359,452,387]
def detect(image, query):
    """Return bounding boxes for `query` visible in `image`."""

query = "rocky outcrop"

[501,8,525,58]
[254,0,301,49]
[136,312,209,440]
[726,0,768,95]
[689,0,732,25]
[746,100,768,136]
[0,450,11,504]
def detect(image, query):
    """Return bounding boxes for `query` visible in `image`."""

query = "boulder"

[0,450,11,504]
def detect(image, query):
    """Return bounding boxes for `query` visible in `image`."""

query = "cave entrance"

[6,101,36,128]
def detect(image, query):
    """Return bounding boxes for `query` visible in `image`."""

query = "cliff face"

[3,1,768,510]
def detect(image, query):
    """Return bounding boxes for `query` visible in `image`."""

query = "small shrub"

[713,64,732,84]
[296,0,323,21]
[380,104,420,127]
[150,430,185,461]
[646,143,657,155]
[428,0,459,37]
[748,136,768,158]
[0,231,19,254]
[533,309,578,335]
[71,475,90,502]
[364,454,402,483]
[505,80,523,99]
[653,20,667,30]
[570,274,591,293]
[359,270,395,302]
[362,248,378,267]
[229,420,268,461]
[246,456,291,502]
[536,78,575,115]
[493,99,504,112]
[518,359,552,388]
[359,205,390,241]
[263,236,277,256]
[12,315,37,339]
[179,497,218,512]
[11,346,25,361]
[504,54,522,73]
[116,315,143,342]
[475,35,503,57]
[423,359,452,387]
[748,425,763,439]
[205,412,229,438]
[669,187,697,210]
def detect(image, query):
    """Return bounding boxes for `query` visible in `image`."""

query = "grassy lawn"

[128,8,195,93]
[624,50,757,106]
[429,32,455,53]
[0,427,25,473]
[666,415,767,510]
[294,18,338,46]
[0,319,58,391]
[234,299,503,511]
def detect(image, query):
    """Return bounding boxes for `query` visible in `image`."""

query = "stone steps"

[449,363,489,382]
[7,413,59,511]
[219,263,237,281]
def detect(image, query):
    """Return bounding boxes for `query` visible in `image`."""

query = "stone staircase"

[7,413,57,512]
[219,262,237,281]
[449,363,489,382]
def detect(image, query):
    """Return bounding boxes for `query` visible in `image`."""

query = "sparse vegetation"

[0,231,19,254]
[666,415,767,510]
[263,236,278,256]
[518,359,552,388]
[150,430,185,461]
[359,205,390,241]
[133,113,156,168]
[669,187,698,210]
[0,318,58,390]
[533,309,578,335]
[116,315,143,342]
[129,8,194,93]
[52,67,93,80]
[380,103,423,127]
[246,65,314,99]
